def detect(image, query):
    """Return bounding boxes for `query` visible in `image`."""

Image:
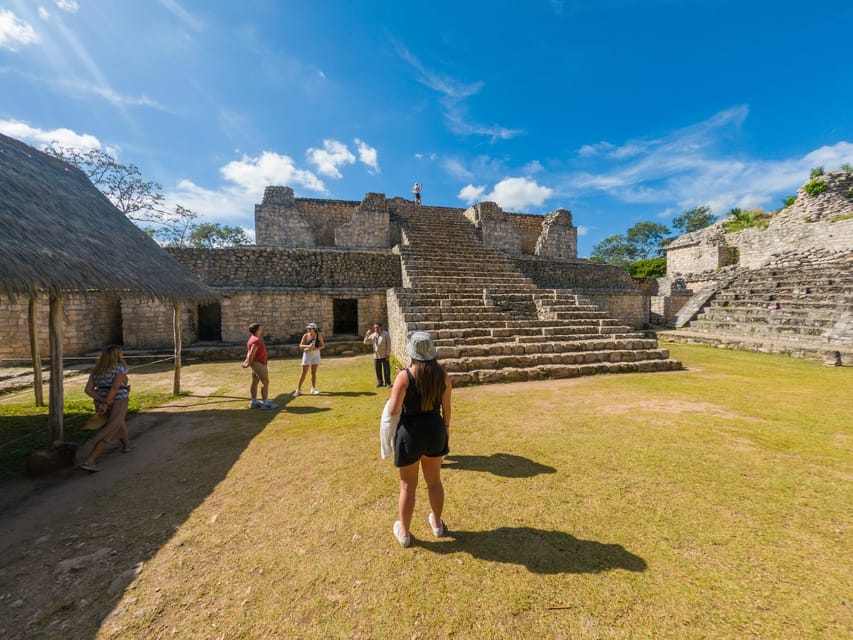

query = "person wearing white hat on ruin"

[386,331,452,547]
[294,322,324,396]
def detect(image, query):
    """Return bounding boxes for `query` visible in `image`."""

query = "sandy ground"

[0,387,249,640]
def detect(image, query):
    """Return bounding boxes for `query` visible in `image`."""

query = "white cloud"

[523,160,544,174]
[38,7,50,20]
[55,0,79,13]
[0,9,40,50]
[395,41,522,142]
[157,0,203,31]
[222,151,325,194]
[444,158,474,181]
[458,184,486,204]
[165,151,326,224]
[306,139,355,178]
[576,225,589,236]
[0,119,102,151]
[354,138,380,174]
[458,177,553,210]
[568,106,853,214]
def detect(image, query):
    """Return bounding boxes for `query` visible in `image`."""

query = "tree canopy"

[671,205,716,234]
[45,144,249,248]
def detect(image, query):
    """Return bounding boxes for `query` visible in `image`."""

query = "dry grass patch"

[0,344,850,639]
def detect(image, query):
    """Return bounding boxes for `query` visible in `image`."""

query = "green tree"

[625,221,671,259]
[188,222,250,248]
[671,205,716,234]
[147,205,200,247]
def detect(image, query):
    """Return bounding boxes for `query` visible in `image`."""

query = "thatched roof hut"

[0,133,218,451]
[0,133,216,302]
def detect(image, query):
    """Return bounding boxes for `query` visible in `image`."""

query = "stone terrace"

[661,253,853,363]
[387,201,681,386]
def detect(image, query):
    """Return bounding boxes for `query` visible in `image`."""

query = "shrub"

[829,213,853,222]
[841,163,853,172]
[802,179,828,196]
[809,166,825,178]
[782,195,798,208]
[629,257,667,278]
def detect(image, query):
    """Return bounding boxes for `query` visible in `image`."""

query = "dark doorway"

[333,299,358,335]
[197,303,222,341]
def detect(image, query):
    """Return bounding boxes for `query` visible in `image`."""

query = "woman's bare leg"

[398,461,420,536]
[421,455,444,526]
[297,365,309,391]
[310,364,318,388]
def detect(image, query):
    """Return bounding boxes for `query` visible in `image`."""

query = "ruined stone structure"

[1,186,682,382]
[655,170,853,362]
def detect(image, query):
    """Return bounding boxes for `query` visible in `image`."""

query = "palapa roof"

[0,133,217,302]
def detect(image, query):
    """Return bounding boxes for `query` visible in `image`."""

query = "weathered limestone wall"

[513,256,647,327]
[667,170,853,276]
[254,186,319,247]
[334,193,389,248]
[535,209,577,259]
[513,256,636,290]
[168,247,401,341]
[465,202,523,254]
[167,247,401,290]
[505,212,543,254]
[217,292,387,343]
[121,297,197,350]
[0,292,121,360]
[296,199,360,246]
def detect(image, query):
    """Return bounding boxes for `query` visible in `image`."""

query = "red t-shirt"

[247,335,268,365]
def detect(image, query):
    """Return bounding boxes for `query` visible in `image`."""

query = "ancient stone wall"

[505,212,543,254]
[335,193,389,248]
[513,256,636,290]
[0,292,122,360]
[512,256,647,326]
[667,170,853,277]
[534,209,577,259]
[217,292,387,343]
[464,202,523,254]
[167,247,401,290]
[120,297,197,350]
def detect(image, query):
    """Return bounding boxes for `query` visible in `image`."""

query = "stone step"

[688,320,830,338]
[442,338,660,358]
[447,357,682,386]
[439,347,671,372]
[698,310,840,327]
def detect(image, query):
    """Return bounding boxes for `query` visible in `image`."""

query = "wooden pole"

[28,294,44,407]
[173,302,182,395]
[48,291,64,445]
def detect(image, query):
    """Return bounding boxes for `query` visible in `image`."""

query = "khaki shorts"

[250,361,269,385]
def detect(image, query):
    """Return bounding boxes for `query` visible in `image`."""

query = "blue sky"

[2,0,852,256]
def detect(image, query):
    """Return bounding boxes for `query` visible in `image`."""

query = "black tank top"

[402,368,442,416]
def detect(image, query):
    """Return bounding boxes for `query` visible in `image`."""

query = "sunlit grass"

[0,344,850,639]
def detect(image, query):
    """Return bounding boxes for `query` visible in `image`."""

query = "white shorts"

[302,350,321,366]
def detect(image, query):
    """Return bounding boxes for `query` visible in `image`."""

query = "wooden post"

[173,302,182,395]
[48,291,64,445]
[28,294,44,407]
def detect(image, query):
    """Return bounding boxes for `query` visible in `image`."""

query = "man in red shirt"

[242,323,278,409]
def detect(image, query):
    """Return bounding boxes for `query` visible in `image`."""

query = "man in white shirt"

[364,322,392,387]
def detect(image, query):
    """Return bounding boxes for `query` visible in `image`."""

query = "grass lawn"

[0,342,850,639]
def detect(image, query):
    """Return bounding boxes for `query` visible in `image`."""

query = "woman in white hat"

[293,323,324,396]
[387,331,452,547]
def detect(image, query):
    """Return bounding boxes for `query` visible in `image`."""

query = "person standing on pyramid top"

[412,182,422,206]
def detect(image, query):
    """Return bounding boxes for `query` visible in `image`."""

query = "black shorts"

[394,414,449,467]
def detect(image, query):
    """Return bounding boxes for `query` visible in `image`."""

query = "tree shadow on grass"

[417,527,646,574]
[443,453,556,478]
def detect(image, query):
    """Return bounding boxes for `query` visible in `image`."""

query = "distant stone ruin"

[655,170,853,362]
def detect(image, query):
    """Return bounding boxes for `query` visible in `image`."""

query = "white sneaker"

[310,388,320,395]
[292,389,301,397]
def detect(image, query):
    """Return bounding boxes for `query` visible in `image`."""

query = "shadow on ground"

[0,394,281,640]
[417,527,647,574]
[443,453,556,477]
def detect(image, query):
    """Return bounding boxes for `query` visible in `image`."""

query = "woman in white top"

[294,323,324,396]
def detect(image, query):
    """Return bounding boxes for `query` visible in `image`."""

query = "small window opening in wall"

[333,299,359,335]
[197,303,222,342]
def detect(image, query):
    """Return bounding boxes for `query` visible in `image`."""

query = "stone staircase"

[663,258,853,362]
[388,202,681,386]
